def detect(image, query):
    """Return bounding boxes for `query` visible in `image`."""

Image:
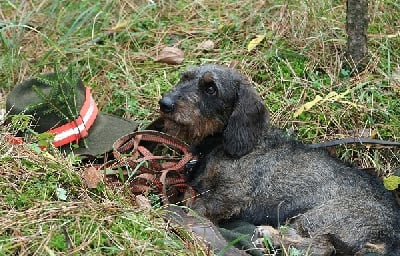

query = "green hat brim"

[59,113,138,156]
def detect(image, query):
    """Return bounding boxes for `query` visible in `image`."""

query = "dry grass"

[1,0,400,254]
[0,132,208,255]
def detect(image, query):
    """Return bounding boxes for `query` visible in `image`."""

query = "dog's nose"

[159,97,175,113]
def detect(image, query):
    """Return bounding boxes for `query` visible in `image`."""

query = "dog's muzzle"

[159,96,175,114]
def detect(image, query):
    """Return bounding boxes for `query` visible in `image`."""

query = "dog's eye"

[204,85,217,95]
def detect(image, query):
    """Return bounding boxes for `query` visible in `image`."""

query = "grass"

[1,0,400,255]
[0,133,207,255]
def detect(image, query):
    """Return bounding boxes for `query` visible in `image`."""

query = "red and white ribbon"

[48,87,98,147]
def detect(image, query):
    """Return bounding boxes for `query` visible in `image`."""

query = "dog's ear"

[223,83,268,158]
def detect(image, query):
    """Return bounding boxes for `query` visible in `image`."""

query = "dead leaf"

[229,60,239,69]
[384,175,400,190]
[110,20,130,32]
[349,128,377,138]
[293,95,322,118]
[197,40,215,51]
[293,89,352,118]
[135,195,151,209]
[391,66,400,88]
[154,46,184,65]
[247,35,266,52]
[83,166,103,188]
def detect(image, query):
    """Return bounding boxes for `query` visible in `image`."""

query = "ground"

[0,0,399,255]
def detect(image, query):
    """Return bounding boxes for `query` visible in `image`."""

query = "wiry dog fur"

[155,64,400,255]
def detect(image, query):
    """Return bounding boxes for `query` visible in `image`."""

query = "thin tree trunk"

[345,0,368,73]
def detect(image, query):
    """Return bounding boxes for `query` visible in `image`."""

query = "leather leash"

[309,137,400,148]
[107,130,197,205]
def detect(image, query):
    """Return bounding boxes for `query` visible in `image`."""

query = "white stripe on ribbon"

[53,95,96,142]
[48,87,99,147]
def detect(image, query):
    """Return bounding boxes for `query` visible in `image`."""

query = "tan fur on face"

[162,100,224,144]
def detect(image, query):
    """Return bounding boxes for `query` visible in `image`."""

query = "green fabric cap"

[6,73,137,156]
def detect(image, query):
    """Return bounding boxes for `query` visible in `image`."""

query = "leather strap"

[106,130,197,204]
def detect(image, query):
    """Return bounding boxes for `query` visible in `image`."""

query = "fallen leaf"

[110,20,130,32]
[229,60,239,69]
[197,40,215,51]
[41,151,56,161]
[56,187,67,201]
[383,175,400,190]
[293,95,322,118]
[43,245,56,256]
[348,128,377,138]
[135,195,151,209]
[293,89,352,118]
[154,46,184,65]
[0,108,5,122]
[325,89,350,101]
[5,134,24,145]
[83,166,104,188]
[391,66,400,88]
[247,35,266,52]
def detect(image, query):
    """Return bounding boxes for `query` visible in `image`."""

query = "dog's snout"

[159,96,175,113]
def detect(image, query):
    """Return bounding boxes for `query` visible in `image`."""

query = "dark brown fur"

[156,65,400,255]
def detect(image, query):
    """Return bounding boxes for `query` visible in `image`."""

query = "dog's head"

[158,64,269,158]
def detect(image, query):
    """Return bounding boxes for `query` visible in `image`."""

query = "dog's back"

[189,127,400,255]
